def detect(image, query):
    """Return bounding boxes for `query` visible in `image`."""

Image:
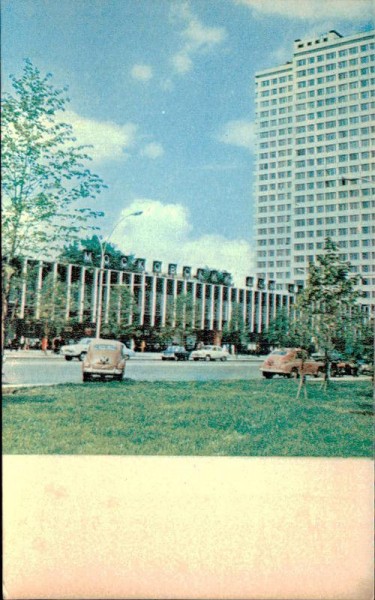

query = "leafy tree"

[163,293,196,345]
[222,303,249,351]
[265,307,317,398]
[1,60,106,351]
[60,235,139,270]
[31,272,70,338]
[295,238,365,388]
[100,284,137,338]
[264,309,292,350]
[264,236,370,396]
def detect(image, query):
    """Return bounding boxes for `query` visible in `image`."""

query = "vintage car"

[60,337,95,361]
[260,348,324,379]
[358,360,374,376]
[82,339,128,382]
[311,352,359,377]
[161,345,190,361]
[61,337,134,361]
[190,345,229,362]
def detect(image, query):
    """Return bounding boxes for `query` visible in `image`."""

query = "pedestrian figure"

[11,336,19,351]
[52,337,62,354]
[41,336,48,355]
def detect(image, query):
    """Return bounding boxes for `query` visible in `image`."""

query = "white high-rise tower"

[254,29,374,314]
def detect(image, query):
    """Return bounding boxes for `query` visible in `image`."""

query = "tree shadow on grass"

[349,402,374,416]
[3,394,55,405]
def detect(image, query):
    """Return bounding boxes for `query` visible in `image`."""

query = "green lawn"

[2,379,373,456]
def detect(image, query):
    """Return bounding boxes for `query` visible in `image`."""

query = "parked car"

[161,345,190,361]
[260,348,324,379]
[60,337,95,361]
[311,352,359,377]
[190,345,229,362]
[82,339,127,382]
[61,337,134,361]
[357,360,374,376]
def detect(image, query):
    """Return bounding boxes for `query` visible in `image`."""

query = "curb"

[4,352,263,363]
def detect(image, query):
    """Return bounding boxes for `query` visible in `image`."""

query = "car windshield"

[166,346,179,351]
[271,350,287,356]
[203,346,214,350]
[79,338,92,345]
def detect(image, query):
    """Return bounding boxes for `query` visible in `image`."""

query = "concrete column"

[227,288,233,325]
[182,280,187,329]
[255,290,262,333]
[128,273,135,325]
[242,290,247,325]
[232,288,240,330]
[150,276,157,327]
[104,269,111,324]
[78,266,86,323]
[273,292,277,320]
[65,264,72,320]
[217,285,224,331]
[91,269,99,323]
[35,261,44,319]
[116,272,123,325]
[191,281,197,329]
[139,274,145,326]
[208,285,215,330]
[50,262,59,321]
[200,284,206,330]
[161,277,167,327]
[19,258,28,319]
[171,279,177,328]
[264,291,270,329]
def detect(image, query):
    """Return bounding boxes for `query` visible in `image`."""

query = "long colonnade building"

[12,257,295,336]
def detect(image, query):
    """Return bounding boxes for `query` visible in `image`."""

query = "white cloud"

[170,2,227,75]
[182,14,226,46]
[130,64,153,82]
[236,0,372,20]
[217,120,255,151]
[64,110,138,162]
[110,199,255,286]
[160,78,175,91]
[141,142,165,159]
[171,52,193,74]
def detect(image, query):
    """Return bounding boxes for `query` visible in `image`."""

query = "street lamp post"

[95,211,143,338]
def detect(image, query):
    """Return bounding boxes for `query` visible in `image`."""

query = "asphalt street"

[3,354,263,385]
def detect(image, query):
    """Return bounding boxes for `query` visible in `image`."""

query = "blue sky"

[2,0,373,284]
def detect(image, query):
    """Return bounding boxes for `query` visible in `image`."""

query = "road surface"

[3,355,263,385]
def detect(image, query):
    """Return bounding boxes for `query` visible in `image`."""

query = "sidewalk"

[4,349,262,362]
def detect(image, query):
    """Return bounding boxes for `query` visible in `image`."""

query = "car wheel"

[65,356,73,361]
[193,358,199,361]
[83,373,91,382]
[78,352,86,361]
[220,356,227,361]
[262,372,274,379]
[205,355,211,362]
[314,368,324,378]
